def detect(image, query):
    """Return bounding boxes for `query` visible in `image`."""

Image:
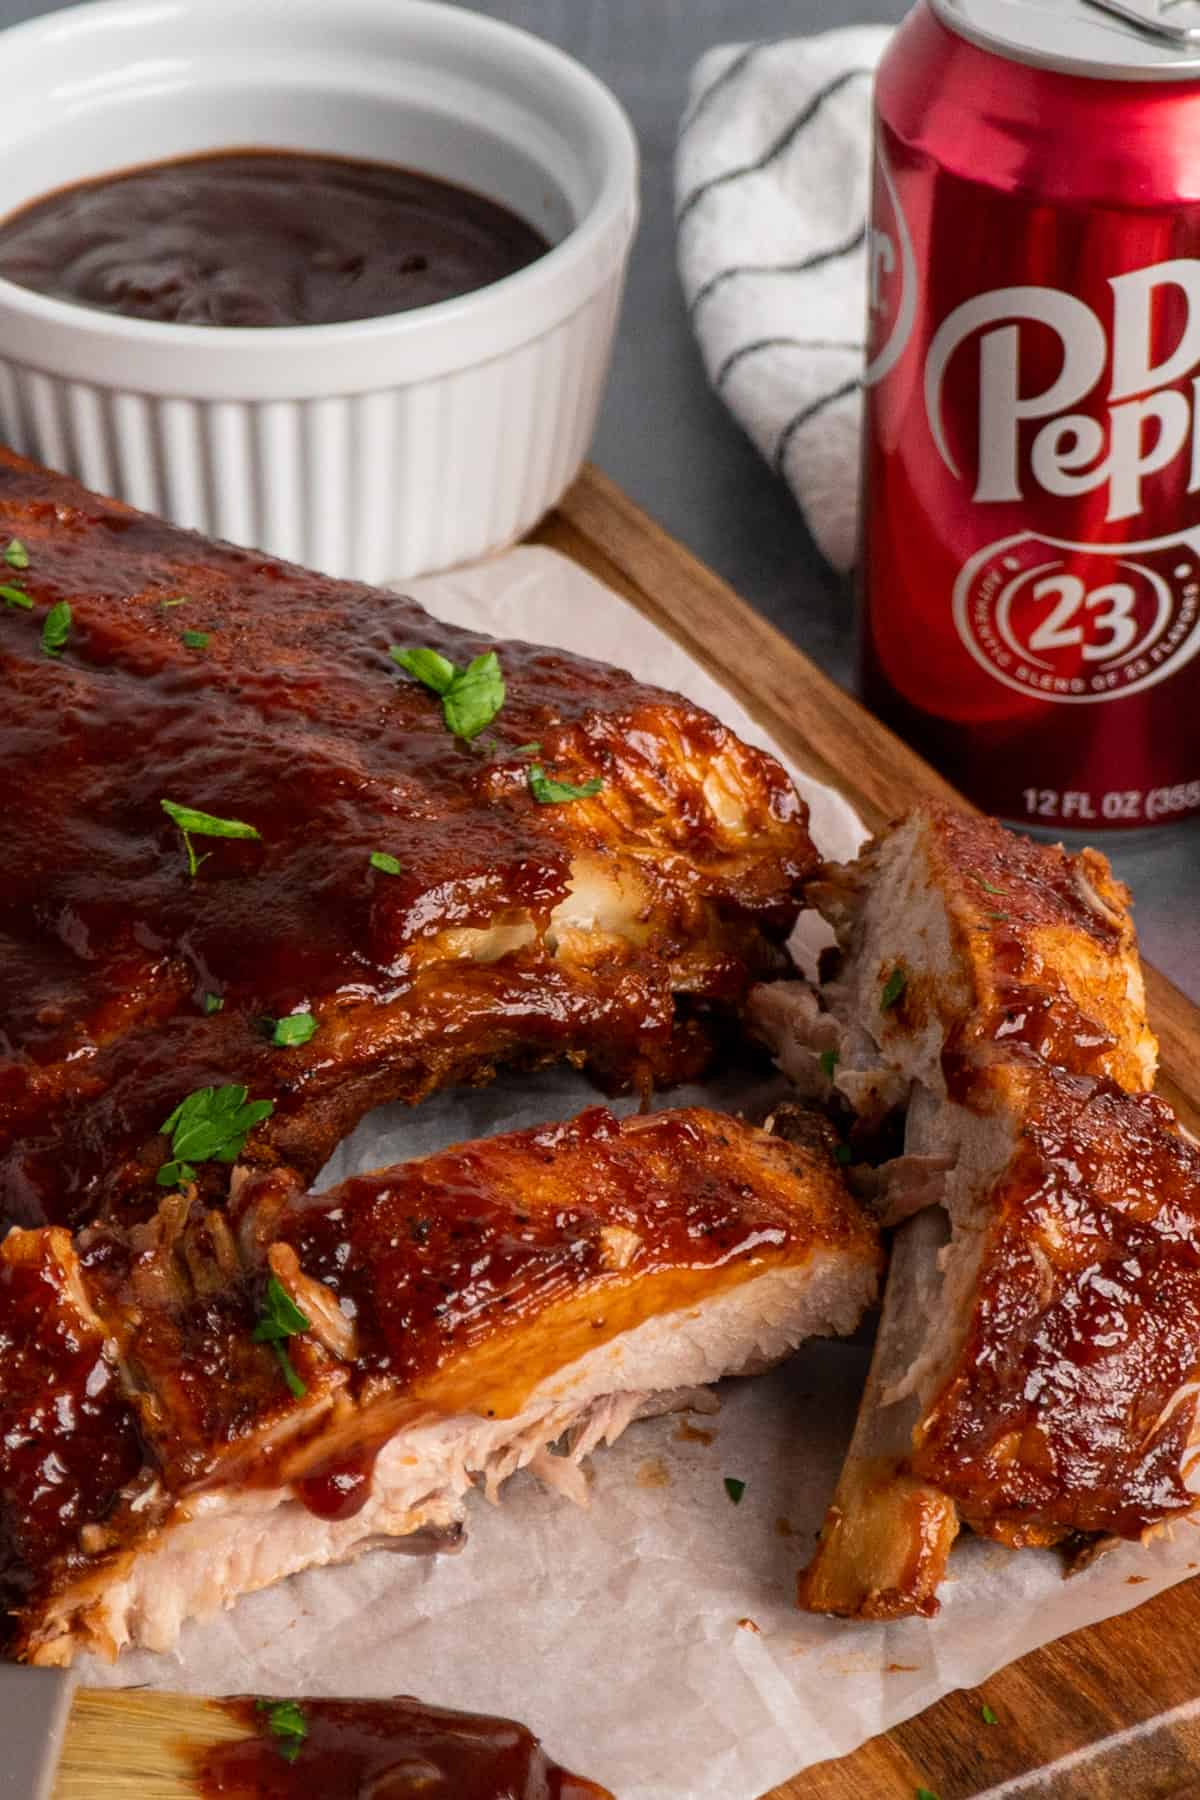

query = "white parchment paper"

[79,550,1200,1797]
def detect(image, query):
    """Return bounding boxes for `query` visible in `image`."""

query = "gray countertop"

[0,0,1196,999]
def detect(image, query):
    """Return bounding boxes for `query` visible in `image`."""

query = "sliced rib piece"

[754,803,1156,1121]
[905,1065,1200,1547]
[797,1208,957,1620]
[2,1106,879,1666]
[0,448,814,1234]
[750,805,1167,1617]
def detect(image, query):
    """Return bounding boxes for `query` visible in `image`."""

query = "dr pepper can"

[860,0,1200,829]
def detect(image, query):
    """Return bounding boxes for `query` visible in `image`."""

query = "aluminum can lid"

[931,0,1200,78]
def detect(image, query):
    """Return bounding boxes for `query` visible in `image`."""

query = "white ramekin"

[0,0,638,580]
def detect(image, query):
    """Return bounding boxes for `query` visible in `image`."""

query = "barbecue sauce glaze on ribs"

[0,449,815,1235]
[0,1107,879,1664]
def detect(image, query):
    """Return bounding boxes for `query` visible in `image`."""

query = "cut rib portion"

[906,1066,1200,1550]
[2,1106,879,1666]
[750,805,1173,1618]
[796,1208,957,1621]
[755,804,1156,1123]
[0,448,815,1234]
[800,1068,1200,1615]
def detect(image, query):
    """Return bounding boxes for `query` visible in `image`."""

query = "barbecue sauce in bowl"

[190,1695,613,1798]
[0,150,551,327]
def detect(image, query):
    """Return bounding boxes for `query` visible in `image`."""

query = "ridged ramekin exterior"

[0,0,638,580]
[0,274,625,583]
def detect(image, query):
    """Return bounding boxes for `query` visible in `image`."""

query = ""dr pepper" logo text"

[925,260,1200,523]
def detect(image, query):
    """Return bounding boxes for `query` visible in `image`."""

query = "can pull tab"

[1084,0,1200,42]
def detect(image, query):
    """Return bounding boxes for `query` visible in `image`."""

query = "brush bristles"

[55,1691,244,1799]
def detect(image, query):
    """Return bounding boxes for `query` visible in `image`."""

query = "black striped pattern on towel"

[714,336,862,390]
[772,378,861,479]
[677,38,782,142]
[676,25,889,570]
[689,219,867,322]
[676,65,874,228]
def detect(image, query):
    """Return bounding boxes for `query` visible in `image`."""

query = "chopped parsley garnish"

[156,1082,274,1188]
[267,1011,318,1049]
[527,764,603,805]
[442,653,505,740]
[256,1698,308,1764]
[971,873,1007,896]
[159,594,189,608]
[916,1790,941,1800]
[818,1048,839,1080]
[390,645,454,690]
[834,1143,853,1166]
[390,645,505,741]
[723,1476,746,1505]
[160,1162,198,1189]
[0,584,31,609]
[510,741,541,756]
[41,601,71,657]
[253,1275,311,1399]
[181,628,210,649]
[370,851,403,876]
[989,911,1010,924]
[160,797,261,878]
[3,538,28,570]
[980,1702,998,1725]
[880,965,907,1011]
[201,992,224,1015]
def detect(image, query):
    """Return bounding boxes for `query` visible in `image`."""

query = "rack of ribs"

[748,804,1200,1617]
[0,1106,880,1666]
[0,449,815,1236]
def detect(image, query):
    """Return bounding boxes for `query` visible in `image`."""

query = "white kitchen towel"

[676,26,890,574]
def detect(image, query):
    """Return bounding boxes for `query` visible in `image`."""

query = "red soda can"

[861,0,1200,830]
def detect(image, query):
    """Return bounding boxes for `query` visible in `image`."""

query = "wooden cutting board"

[50,467,1200,1800]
